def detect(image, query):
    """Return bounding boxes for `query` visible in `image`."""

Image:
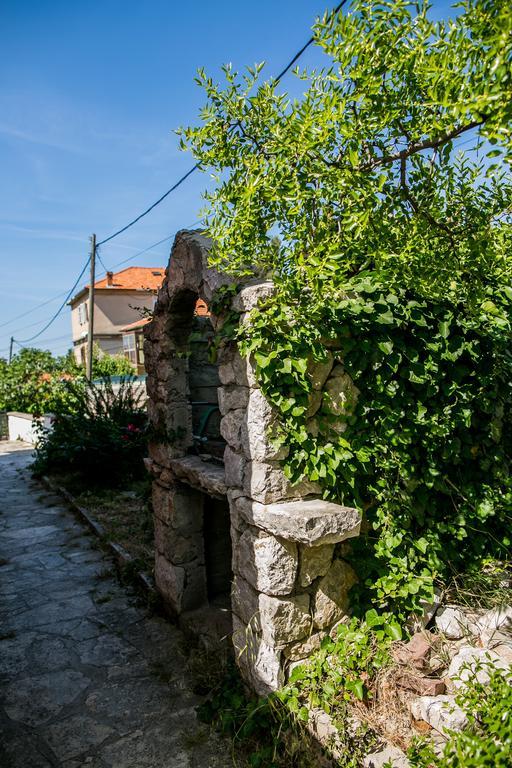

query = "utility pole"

[8,336,13,363]
[86,234,96,380]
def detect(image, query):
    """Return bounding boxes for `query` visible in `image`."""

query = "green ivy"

[238,279,512,615]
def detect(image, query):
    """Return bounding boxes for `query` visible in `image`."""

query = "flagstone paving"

[0,442,231,768]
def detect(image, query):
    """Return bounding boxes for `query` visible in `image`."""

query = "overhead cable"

[14,257,91,344]
[95,1,348,247]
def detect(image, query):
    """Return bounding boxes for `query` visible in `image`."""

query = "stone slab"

[235,496,361,545]
[169,455,227,498]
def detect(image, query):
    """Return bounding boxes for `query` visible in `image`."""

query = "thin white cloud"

[0,122,85,154]
[0,223,88,243]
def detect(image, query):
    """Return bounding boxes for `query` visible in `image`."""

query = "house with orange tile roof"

[120,297,210,374]
[69,266,165,367]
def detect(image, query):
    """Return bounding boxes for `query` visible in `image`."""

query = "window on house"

[136,333,145,366]
[123,333,137,364]
[78,302,88,325]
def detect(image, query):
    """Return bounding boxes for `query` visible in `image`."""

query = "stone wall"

[144,230,362,694]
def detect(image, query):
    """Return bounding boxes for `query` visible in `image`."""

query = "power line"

[94,234,175,277]
[14,257,91,344]
[0,288,71,331]
[96,165,199,247]
[273,0,348,82]
[5,1,348,346]
[95,221,202,276]
[17,333,72,345]
[2,229,192,347]
[96,247,109,273]
[95,1,347,248]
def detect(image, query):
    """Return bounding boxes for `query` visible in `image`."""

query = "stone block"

[392,631,434,669]
[241,389,288,461]
[168,487,204,533]
[232,614,261,687]
[231,574,260,628]
[228,497,248,533]
[283,631,326,661]
[305,390,323,418]
[396,672,445,696]
[299,543,335,587]
[220,409,245,452]
[170,456,227,498]
[363,745,410,768]
[218,344,258,387]
[152,484,172,524]
[154,553,185,614]
[235,528,298,596]
[435,606,471,639]
[475,605,512,635]
[322,366,359,433]
[218,385,249,416]
[308,352,334,390]
[154,518,203,565]
[243,461,320,504]
[231,280,275,313]
[235,496,361,545]
[410,695,467,736]
[253,639,284,695]
[148,441,175,469]
[312,559,358,629]
[259,593,312,647]
[447,646,508,689]
[231,615,283,694]
[202,267,234,305]
[146,399,167,429]
[163,405,192,443]
[158,469,173,487]
[224,446,245,488]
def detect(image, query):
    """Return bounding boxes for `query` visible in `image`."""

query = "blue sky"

[0,0,456,358]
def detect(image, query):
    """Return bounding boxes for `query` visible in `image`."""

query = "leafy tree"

[181,0,512,613]
[0,346,136,416]
[180,0,511,303]
[0,348,81,416]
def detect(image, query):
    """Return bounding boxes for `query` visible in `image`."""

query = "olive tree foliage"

[180,0,512,305]
[179,0,512,613]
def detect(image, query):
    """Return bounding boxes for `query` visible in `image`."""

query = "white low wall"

[7,413,53,444]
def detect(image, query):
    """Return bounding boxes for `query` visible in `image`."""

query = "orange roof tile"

[121,299,210,333]
[94,267,165,291]
[121,317,152,332]
[195,299,209,317]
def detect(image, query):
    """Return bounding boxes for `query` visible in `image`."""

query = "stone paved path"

[0,442,231,768]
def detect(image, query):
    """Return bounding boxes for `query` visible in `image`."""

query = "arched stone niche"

[144,230,362,694]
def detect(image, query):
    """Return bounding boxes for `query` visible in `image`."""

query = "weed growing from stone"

[408,663,512,767]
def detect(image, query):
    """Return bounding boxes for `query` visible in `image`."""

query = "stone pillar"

[219,280,362,694]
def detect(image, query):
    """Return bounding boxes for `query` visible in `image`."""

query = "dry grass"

[349,632,453,753]
[50,472,154,573]
[351,664,422,752]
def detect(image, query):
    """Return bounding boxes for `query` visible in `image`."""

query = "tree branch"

[399,153,456,245]
[366,119,485,171]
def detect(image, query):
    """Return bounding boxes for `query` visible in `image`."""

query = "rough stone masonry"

[144,230,362,694]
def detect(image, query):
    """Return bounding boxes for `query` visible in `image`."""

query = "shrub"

[33,377,148,486]
[91,345,135,377]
